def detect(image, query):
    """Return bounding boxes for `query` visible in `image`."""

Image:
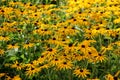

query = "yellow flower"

[37,55,46,64]
[33,27,52,36]
[114,18,120,24]
[105,74,114,80]
[77,40,92,54]
[56,61,73,70]
[11,61,23,70]
[74,68,90,78]
[87,78,100,80]
[113,48,120,56]
[12,75,22,80]
[91,26,106,36]
[114,41,120,46]
[0,73,6,78]
[2,0,6,2]
[0,36,10,41]
[95,53,107,62]
[63,43,77,53]
[71,53,84,61]
[105,71,120,80]
[86,47,99,63]
[115,70,120,78]
[25,66,41,77]
[23,42,34,49]
[101,44,113,53]
[5,75,12,80]
[7,43,19,50]
[42,48,57,59]
[47,37,61,46]
[50,58,63,66]
[40,64,50,69]
[0,26,8,32]
[84,29,94,39]
[0,49,5,56]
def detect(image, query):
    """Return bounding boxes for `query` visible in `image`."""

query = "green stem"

[47,69,52,80]
[90,64,96,78]
[99,34,102,49]
[68,69,72,80]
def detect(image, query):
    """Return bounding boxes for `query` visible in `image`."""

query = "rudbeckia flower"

[74,68,90,78]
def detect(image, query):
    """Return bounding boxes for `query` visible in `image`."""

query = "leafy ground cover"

[0,0,120,80]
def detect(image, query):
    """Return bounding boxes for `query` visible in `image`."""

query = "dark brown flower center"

[26,42,29,44]
[44,29,47,31]
[81,45,85,48]
[98,54,102,56]
[69,44,73,47]
[72,27,75,29]
[12,43,15,46]
[73,19,77,21]
[17,64,19,66]
[88,52,92,54]
[31,68,34,70]
[83,19,87,21]
[35,14,37,16]
[52,37,56,40]
[47,48,53,52]
[114,77,118,80]
[80,70,83,72]
[63,62,67,64]
[55,58,58,61]
[62,39,65,41]
[63,54,67,56]
[96,27,100,30]
[64,26,67,29]
[1,10,4,12]
[41,55,44,58]
[79,12,82,14]
[29,4,32,6]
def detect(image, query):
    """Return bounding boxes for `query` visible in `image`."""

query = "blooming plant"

[0,0,120,80]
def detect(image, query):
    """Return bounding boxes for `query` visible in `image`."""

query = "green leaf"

[7,49,16,56]
[20,54,25,59]
[23,23,27,29]
[9,56,18,61]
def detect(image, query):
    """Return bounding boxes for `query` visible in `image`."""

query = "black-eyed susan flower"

[0,49,5,56]
[25,66,41,77]
[63,43,77,53]
[73,68,90,78]
[113,18,120,24]
[113,48,120,56]
[86,47,99,63]
[105,74,115,80]
[11,61,23,70]
[0,0,120,80]
[50,58,63,66]
[56,61,73,70]
[37,55,46,64]
[7,43,19,50]
[0,35,10,41]
[87,78,100,80]
[71,53,83,61]
[77,40,92,54]
[12,75,22,80]
[114,41,120,47]
[5,75,12,80]
[0,26,8,32]
[23,42,34,49]
[40,64,50,69]
[101,44,113,53]
[95,53,107,62]
[0,73,6,78]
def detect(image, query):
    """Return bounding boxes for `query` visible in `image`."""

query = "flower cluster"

[0,0,120,80]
